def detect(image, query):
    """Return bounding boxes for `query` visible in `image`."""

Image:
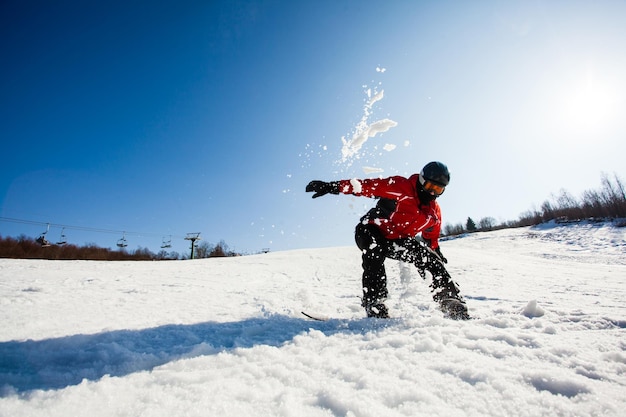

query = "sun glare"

[561,74,616,130]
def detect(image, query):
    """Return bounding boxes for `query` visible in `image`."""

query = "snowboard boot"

[439,298,470,320]
[431,275,470,320]
[363,299,390,318]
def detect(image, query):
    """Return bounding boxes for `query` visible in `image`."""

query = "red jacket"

[338,174,442,248]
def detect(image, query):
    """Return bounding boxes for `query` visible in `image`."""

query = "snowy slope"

[1,222,625,417]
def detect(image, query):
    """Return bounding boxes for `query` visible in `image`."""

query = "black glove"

[306,180,340,198]
[434,246,448,264]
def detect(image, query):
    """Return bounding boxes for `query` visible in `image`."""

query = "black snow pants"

[354,222,460,305]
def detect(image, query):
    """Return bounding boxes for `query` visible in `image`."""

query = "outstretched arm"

[307,176,409,200]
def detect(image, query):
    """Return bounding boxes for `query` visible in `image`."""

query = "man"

[306,161,469,319]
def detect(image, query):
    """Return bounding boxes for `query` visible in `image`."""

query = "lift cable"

[0,216,186,241]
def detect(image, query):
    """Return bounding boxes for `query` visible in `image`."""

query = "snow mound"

[522,300,545,318]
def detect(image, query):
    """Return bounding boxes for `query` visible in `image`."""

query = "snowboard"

[301,311,330,321]
[302,300,471,321]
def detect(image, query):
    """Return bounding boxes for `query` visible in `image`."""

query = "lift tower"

[185,233,202,259]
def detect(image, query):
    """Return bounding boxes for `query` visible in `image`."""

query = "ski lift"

[117,232,128,248]
[185,232,202,259]
[57,227,68,245]
[161,235,172,249]
[36,224,52,247]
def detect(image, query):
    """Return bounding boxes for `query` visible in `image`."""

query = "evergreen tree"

[466,217,477,232]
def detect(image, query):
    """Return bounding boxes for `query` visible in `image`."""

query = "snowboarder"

[306,161,469,319]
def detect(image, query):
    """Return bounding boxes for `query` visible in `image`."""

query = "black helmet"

[420,161,450,186]
[418,161,450,197]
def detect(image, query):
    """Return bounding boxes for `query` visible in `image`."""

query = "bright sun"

[560,74,616,130]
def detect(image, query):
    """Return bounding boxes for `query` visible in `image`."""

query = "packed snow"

[1,222,625,417]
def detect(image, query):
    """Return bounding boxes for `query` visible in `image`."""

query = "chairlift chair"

[117,232,128,248]
[36,234,52,247]
[57,227,68,245]
[161,235,172,249]
[37,224,52,247]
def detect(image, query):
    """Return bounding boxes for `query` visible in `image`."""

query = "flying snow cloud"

[340,83,398,163]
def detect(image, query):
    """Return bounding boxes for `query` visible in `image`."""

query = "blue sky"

[2,0,625,256]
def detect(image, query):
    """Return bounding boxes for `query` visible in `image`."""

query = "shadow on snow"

[0,315,376,395]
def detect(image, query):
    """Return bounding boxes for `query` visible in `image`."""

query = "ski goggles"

[419,175,446,196]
